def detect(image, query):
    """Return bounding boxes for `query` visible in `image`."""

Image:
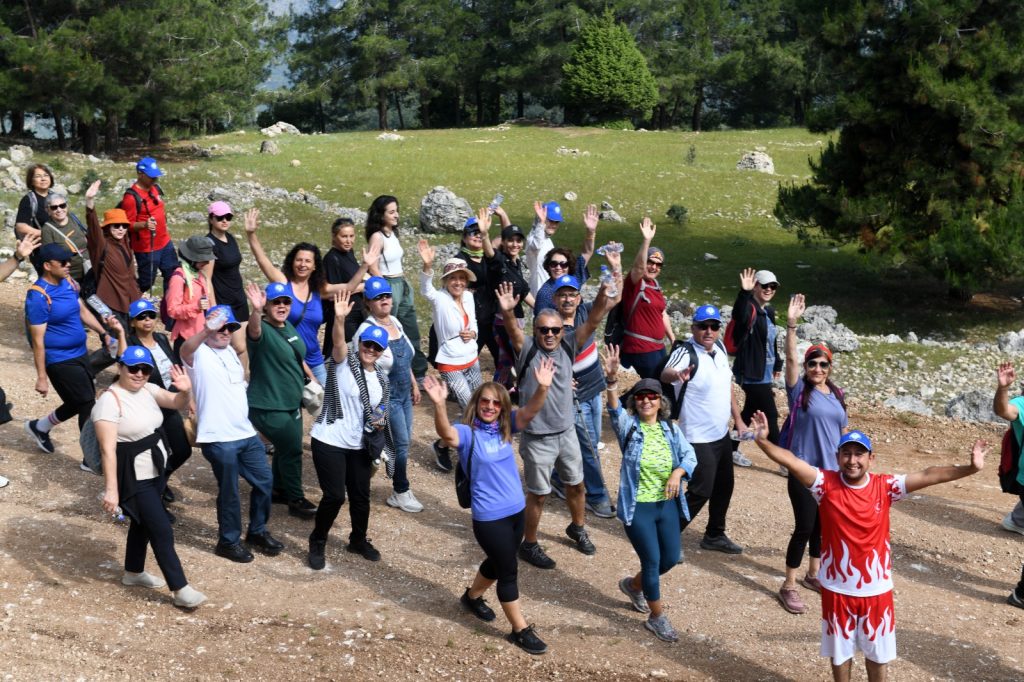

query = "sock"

[37,412,60,433]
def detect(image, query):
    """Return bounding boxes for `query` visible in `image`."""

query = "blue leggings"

[623,500,681,602]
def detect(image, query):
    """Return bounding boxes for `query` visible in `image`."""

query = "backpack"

[158,270,185,332]
[723,301,757,355]
[119,184,164,215]
[603,279,654,347]
[656,338,728,421]
[80,388,124,474]
[998,426,1024,495]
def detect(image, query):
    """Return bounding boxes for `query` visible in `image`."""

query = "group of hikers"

[2,154,1021,679]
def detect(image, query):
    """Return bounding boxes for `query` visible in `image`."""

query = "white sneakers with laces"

[387,490,424,513]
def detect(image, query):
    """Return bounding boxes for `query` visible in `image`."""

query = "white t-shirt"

[378,231,404,277]
[91,383,167,481]
[311,361,383,449]
[355,316,413,374]
[667,340,733,443]
[184,342,257,443]
[525,222,553,297]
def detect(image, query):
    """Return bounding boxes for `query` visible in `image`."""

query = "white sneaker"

[122,571,166,588]
[173,584,207,609]
[387,490,424,513]
[1001,513,1024,536]
[597,441,606,451]
[732,451,752,467]
[0,475,8,488]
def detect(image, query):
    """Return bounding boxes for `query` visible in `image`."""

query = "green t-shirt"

[246,319,306,410]
[636,422,674,502]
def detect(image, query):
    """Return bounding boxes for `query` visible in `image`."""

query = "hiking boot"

[308,536,326,571]
[288,497,318,520]
[507,625,547,655]
[0,402,13,426]
[1008,589,1024,610]
[433,440,453,472]
[800,574,822,593]
[387,490,424,513]
[0,475,8,489]
[586,499,615,519]
[618,576,650,614]
[121,571,166,589]
[271,488,288,505]
[79,461,97,474]
[25,420,54,454]
[700,534,743,554]
[460,589,496,622]
[346,538,381,562]
[518,541,556,569]
[644,614,679,642]
[779,586,807,614]
[732,451,752,467]
[1001,513,1024,536]
[566,523,596,555]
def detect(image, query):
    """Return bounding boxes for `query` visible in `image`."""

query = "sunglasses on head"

[478,397,501,408]
[547,260,570,269]
[124,364,153,376]
[806,360,831,369]
[134,311,158,321]
[759,283,779,291]
[695,322,721,331]
[646,259,663,268]
[269,297,292,306]
[635,392,661,403]
[536,326,562,336]
[360,341,384,351]
[214,214,233,222]
[48,203,68,211]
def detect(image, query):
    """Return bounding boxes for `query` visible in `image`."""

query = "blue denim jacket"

[608,405,697,526]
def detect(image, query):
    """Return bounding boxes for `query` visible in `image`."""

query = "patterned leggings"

[440,361,483,408]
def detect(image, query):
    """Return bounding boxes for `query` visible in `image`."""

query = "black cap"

[501,225,524,240]
[627,378,664,397]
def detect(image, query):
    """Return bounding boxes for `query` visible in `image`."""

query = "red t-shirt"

[621,276,667,353]
[811,469,908,597]
[123,183,169,253]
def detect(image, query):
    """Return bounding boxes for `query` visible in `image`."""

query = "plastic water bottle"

[87,294,113,319]
[731,429,756,441]
[599,265,618,298]
[96,493,126,523]
[596,242,625,256]
[105,335,119,358]
[205,307,228,331]
[487,193,504,214]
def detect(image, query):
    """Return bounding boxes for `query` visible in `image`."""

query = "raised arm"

[603,344,622,411]
[751,410,818,487]
[322,240,382,296]
[152,365,193,412]
[575,271,621,343]
[785,293,805,388]
[579,204,598,264]
[478,208,496,259]
[496,281,524,354]
[423,375,460,448]
[629,217,656,284]
[994,362,1020,422]
[0,233,38,281]
[330,290,354,363]
[904,440,986,493]
[245,282,265,341]
[243,208,286,284]
[514,357,555,429]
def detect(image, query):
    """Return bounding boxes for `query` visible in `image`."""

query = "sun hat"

[754,270,779,286]
[553,274,581,291]
[101,208,130,228]
[693,305,721,323]
[119,345,155,367]
[544,201,563,222]
[205,305,241,332]
[207,200,232,216]
[837,430,872,452]
[136,157,164,178]
[440,258,476,282]
[129,299,157,319]
[358,325,388,350]
[265,282,293,302]
[178,235,217,262]
[365,276,392,299]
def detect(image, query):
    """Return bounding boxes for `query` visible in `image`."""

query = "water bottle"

[205,307,228,331]
[731,429,756,441]
[105,335,119,358]
[96,492,126,523]
[86,294,113,319]
[487,193,504,214]
[599,265,619,298]
[596,242,625,256]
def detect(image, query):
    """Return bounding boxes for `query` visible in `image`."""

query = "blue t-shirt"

[533,255,590,316]
[785,378,847,471]
[454,421,526,522]
[285,283,325,369]
[25,279,88,364]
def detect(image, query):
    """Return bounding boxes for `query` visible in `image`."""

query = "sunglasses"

[372,293,393,300]
[360,341,384,352]
[48,203,68,211]
[134,311,158,321]
[269,297,292,306]
[759,283,779,291]
[547,260,570,270]
[806,360,831,369]
[536,326,562,336]
[214,326,234,334]
[50,259,70,266]
[695,322,721,331]
[478,397,501,408]
[635,393,661,403]
[124,364,153,376]
[214,214,233,222]
[555,290,579,298]
[646,259,663,268]
[109,224,129,230]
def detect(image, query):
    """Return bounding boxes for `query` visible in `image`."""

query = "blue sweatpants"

[623,499,681,601]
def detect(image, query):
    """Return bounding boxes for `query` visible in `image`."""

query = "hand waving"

[244,207,260,234]
[495,281,520,311]
[739,267,756,291]
[997,362,1017,388]
[533,356,556,388]
[788,293,805,326]
[639,216,656,241]
[422,375,449,404]
[418,238,435,266]
[333,289,354,318]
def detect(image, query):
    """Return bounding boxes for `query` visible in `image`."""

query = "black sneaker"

[507,625,547,655]
[271,488,287,505]
[518,541,556,569]
[245,531,284,556]
[162,485,176,504]
[700,534,743,554]
[566,523,596,555]
[1008,589,1024,610]
[0,402,13,426]
[288,497,318,520]
[308,536,326,571]
[460,589,496,622]
[346,538,381,562]
[433,440,453,472]
[215,542,254,563]
[25,419,54,454]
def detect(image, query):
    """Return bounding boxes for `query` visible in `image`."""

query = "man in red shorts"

[749,410,987,682]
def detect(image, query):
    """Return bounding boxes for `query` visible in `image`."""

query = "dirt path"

[0,277,1021,681]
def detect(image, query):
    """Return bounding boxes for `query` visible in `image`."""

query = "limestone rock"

[376,132,405,141]
[599,209,624,223]
[736,151,774,174]
[883,396,933,417]
[945,390,1000,423]
[260,140,280,155]
[260,121,301,137]
[419,187,472,234]
[8,145,33,164]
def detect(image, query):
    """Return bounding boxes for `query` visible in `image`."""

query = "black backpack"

[655,338,727,421]
[119,184,164,215]
[512,337,573,404]
[999,426,1024,495]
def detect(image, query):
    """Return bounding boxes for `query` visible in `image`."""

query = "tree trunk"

[669,98,681,128]
[793,93,805,126]
[475,81,483,126]
[454,85,462,128]
[9,111,25,136]
[516,90,524,119]
[148,108,161,145]
[377,89,388,130]
[394,93,405,129]
[104,112,119,154]
[80,120,98,154]
[53,106,66,150]
[419,91,431,129]
[491,87,501,125]
[691,81,705,132]
[316,99,326,134]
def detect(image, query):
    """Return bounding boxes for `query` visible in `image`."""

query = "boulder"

[599,209,624,223]
[419,186,473,234]
[260,140,280,155]
[207,187,235,203]
[290,159,301,167]
[8,145,33,164]
[563,191,577,201]
[376,132,405,141]
[997,329,1024,354]
[796,304,859,352]
[601,201,614,211]
[945,390,1000,423]
[883,396,933,417]
[260,121,301,137]
[736,151,774,174]
[178,211,207,224]
[0,158,10,168]
[703,253,719,262]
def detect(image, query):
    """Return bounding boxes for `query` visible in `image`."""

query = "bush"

[666,204,689,226]
[600,119,634,130]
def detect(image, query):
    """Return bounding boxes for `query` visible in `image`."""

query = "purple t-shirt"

[785,378,847,471]
[455,420,525,522]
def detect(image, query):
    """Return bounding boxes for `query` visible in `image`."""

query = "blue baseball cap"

[358,324,388,350]
[553,274,580,291]
[265,282,293,302]
[119,345,154,367]
[545,201,563,222]
[693,305,721,323]
[136,156,164,178]
[205,304,241,331]
[463,216,480,233]
[365,276,392,299]
[129,299,157,319]
[837,430,872,453]
[38,243,73,263]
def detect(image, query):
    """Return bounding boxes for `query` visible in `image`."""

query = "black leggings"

[125,478,187,591]
[473,510,525,603]
[46,353,95,430]
[786,472,821,569]
[681,436,734,538]
[476,320,500,367]
[162,408,193,476]
[310,439,372,544]
[734,383,779,451]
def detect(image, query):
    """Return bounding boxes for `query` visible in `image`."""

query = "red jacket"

[123,183,169,253]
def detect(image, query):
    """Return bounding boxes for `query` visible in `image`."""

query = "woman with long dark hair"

[165,235,216,355]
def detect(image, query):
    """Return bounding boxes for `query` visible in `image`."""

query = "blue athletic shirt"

[285,282,325,369]
[454,419,526,522]
[25,279,88,364]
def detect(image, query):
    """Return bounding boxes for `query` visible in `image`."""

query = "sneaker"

[644,614,679,643]
[518,541,556,569]
[214,542,254,563]
[308,536,326,571]
[700,534,743,554]
[507,625,547,655]
[586,499,616,519]
[549,479,566,500]
[271,488,288,505]
[346,538,381,562]
[387,490,424,513]
[0,475,8,489]
[618,576,650,613]
[800,574,822,593]
[0,402,13,426]
[1008,589,1024,610]
[1001,513,1024,536]
[779,586,807,614]
[460,589,496,622]
[732,451,752,467]
[172,584,207,609]
[433,440,453,472]
[121,571,166,589]
[288,497,318,520]
[245,531,284,556]
[25,420,54,454]
[566,523,596,555]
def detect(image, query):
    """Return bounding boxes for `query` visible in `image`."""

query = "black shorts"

[46,352,95,405]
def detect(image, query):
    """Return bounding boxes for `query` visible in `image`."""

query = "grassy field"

[19,124,1023,338]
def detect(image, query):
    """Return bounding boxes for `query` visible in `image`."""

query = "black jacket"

[730,289,783,383]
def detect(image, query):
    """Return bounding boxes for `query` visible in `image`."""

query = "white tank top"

[378,230,404,277]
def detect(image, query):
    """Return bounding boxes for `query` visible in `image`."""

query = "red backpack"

[723,302,756,355]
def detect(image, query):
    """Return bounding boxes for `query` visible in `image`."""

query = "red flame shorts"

[820,588,896,665]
